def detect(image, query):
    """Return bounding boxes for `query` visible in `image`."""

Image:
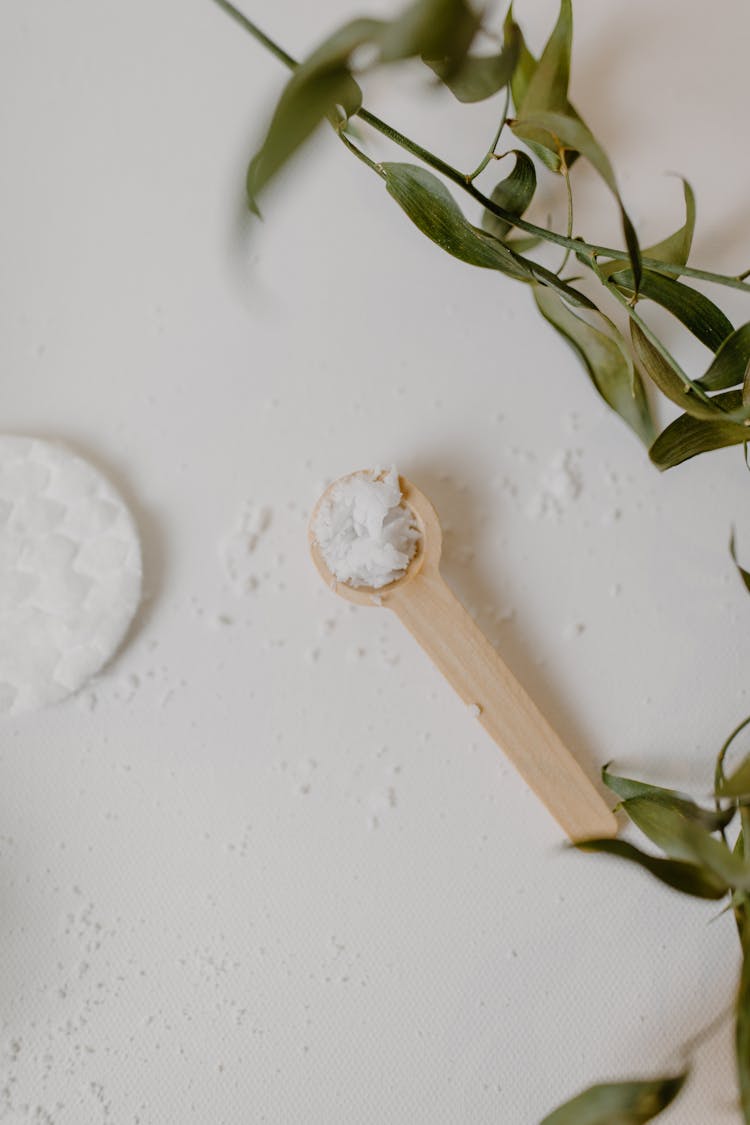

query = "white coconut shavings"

[313,468,420,589]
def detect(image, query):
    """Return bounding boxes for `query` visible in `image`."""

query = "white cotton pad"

[0,435,142,715]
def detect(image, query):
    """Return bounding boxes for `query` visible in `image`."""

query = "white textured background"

[2,1,750,1121]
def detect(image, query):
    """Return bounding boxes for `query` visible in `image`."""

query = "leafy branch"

[545,720,750,1123]
[211,0,750,472]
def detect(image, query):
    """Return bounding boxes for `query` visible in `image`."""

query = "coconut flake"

[313,468,420,589]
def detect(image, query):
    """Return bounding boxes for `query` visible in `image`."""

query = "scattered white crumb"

[468,703,482,718]
[494,606,515,624]
[113,673,140,703]
[221,502,272,595]
[526,450,583,520]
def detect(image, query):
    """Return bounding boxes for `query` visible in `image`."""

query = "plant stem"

[357,107,461,182]
[556,157,574,276]
[210,0,295,68]
[338,128,386,178]
[212,1,750,295]
[466,87,510,183]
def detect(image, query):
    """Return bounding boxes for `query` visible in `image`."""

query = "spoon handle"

[389,567,618,841]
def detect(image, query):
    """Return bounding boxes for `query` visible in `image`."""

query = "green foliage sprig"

[546,714,750,1124]
[212,0,750,470]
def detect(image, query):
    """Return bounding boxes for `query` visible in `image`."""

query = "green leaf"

[513,110,613,200]
[482,151,536,241]
[504,1,585,172]
[383,163,595,310]
[622,798,750,889]
[295,19,382,102]
[383,162,530,279]
[246,18,384,204]
[504,233,542,253]
[520,0,572,115]
[716,715,750,799]
[534,287,654,444]
[379,0,480,67]
[603,765,735,833]
[731,530,750,597]
[614,270,733,353]
[630,323,724,420]
[649,390,748,470]
[540,1074,688,1125]
[721,758,750,800]
[511,110,641,288]
[603,765,686,803]
[575,838,730,899]
[645,178,696,271]
[504,5,538,113]
[698,323,750,391]
[425,19,520,103]
[601,179,697,282]
[248,66,361,204]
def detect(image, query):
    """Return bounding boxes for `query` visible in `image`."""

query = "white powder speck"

[221,502,272,595]
[113,672,140,703]
[527,450,583,520]
[468,703,482,718]
[313,468,420,589]
[493,606,515,624]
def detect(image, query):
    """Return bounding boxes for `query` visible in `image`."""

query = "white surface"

[2,1,750,1121]
[0,435,142,715]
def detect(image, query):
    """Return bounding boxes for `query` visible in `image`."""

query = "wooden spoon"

[310,472,618,841]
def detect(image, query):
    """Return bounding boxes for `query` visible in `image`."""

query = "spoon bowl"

[308,472,441,605]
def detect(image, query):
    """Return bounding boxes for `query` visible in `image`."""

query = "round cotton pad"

[0,435,142,715]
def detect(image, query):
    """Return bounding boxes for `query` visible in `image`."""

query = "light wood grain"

[389,565,618,840]
[310,473,618,841]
